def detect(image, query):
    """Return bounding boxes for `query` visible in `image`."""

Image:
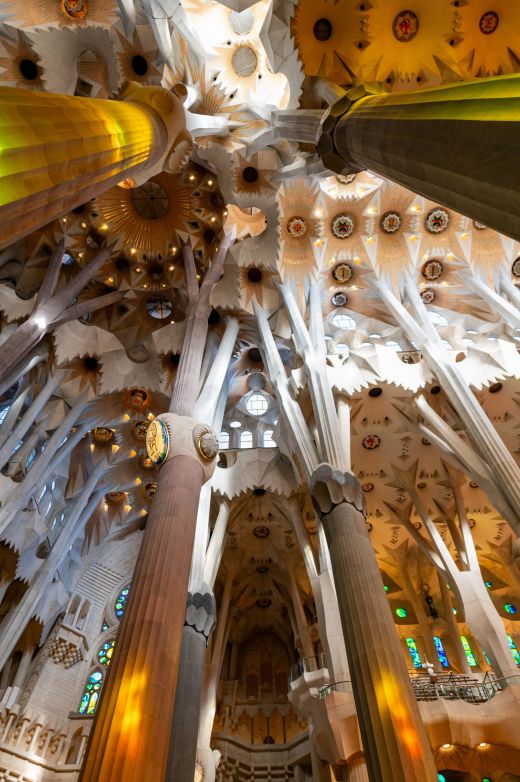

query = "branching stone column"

[311,466,438,782]
[166,587,216,781]
[0,82,192,248]
[80,235,232,782]
[317,76,520,241]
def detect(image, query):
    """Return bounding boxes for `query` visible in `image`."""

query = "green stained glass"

[504,603,517,615]
[506,634,520,666]
[395,607,407,618]
[460,635,477,667]
[405,637,422,668]
[97,639,115,666]
[79,671,103,715]
[115,585,131,619]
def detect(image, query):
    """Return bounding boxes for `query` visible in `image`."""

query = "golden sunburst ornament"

[455,0,520,76]
[291,0,364,84]
[96,173,192,254]
[7,0,118,27]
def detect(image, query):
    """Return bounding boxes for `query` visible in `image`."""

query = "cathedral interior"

[1,1,520,781]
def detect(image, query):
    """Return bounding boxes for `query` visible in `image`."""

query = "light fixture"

[230,420,241,429]
[478,741,489,748]
[440,743,452,750]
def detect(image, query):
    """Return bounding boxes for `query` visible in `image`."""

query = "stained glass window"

[438,775,446,782]
[115,585,130,620]
[405,637,422,668]
[97,639,116,666]
[101,621,109,632]
[79,671,103,715]
[504,603,517,615]
[218,431,229,449]
[263,430,276,448]
[433,636,450,668]
[460,635,477,667]
[507,634,520,666]
[240,430,253,449]
[246,393,268,416]
[395,607,407,619]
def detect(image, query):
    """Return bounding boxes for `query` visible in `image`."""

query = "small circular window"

[246,392,268,416]
[146,296,172,319]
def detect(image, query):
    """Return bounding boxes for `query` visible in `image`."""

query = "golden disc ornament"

[146,417,170,465]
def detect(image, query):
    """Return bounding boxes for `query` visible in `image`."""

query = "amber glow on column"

[375,673,422,759]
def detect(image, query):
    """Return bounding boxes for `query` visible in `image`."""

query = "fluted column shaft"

[345,755,370,782]
[326,75,520,240]
[311,467,437,782]
[0,84,189,249]
[80,455,205,782]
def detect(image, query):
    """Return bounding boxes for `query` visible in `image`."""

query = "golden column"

[318,75,520,241]
[0,82,192,249]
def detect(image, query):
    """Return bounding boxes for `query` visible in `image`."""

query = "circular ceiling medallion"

[332,262,353,283]
[512,257,520,277]
[286,215,307,238]
[143,481,157,499]
[231,46,258,77]
[392,10,419,42]
[313,18,333,41]
[247,267,262,283]
[256,598,272,608]
[362,434,381,450]
[362,482,374,492]
[331,212,355,239]
[332,291,348,307]
[421,259,443,280]
[380,211,402,234]
[146,417,170,465]
[253,526,270,538]
[247,371,266,391]
[130,388,148,407]
[93,427,113,443]
[421,287,435,304]
[134,420,150,441]
[131,180,169,219]
[106,491,126,504]
[141,455,154,469]
[479,11,499,34]
[425,208,449,234]
[256,565,269,573]
[61,0,88,18]
[336,173,356,185]
[421,437,431,446]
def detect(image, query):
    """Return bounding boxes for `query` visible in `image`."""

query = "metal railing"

[316,673,520,704]
[289,653,328,683]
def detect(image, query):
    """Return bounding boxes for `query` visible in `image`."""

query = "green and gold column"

[319,75,520,240]
[0,83,192,249]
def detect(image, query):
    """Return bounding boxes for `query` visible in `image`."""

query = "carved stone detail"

[185,586,217,642]
[310,463,366,518]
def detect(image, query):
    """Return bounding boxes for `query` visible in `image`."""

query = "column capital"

[146,413,219,483]
[310,464,366,518]
[185,586,217,642]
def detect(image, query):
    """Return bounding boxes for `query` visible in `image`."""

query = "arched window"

[263,430,276,448]
[218,431,230,449]
[97,639,116,666]
[433,636,450,668]
[240,430,253,449]
[79,671,104,715]
[460,635,477,667]
[506,634,520,666]
[405,637,422,668]
[115,585,131,620]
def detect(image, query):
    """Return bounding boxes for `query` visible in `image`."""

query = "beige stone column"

[311,465,437,782]
[345,755,370,781]
[79,446,213,781]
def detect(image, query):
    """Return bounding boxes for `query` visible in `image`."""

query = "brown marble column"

[79,453,205,781]
[311,464,437,782]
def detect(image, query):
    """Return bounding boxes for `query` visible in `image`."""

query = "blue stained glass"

[504,603,517,615]
[433,636,450,668]
[406,637,422,668]
[438,775,446,782]
[115,585,131,620]
[79,671,103,715]
[506,634,520,666]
